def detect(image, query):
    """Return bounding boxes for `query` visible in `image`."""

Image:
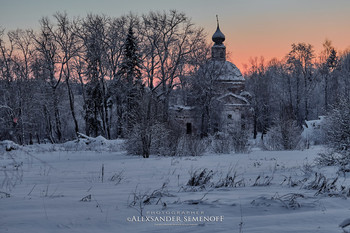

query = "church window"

[186,123,192,135]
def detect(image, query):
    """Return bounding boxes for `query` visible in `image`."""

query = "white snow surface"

[1,143,350,233]
[302,116,326,145]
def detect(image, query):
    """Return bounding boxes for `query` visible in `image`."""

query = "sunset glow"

[2,2,350,232]
[1,0,350,71]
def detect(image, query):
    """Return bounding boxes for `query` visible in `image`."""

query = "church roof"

[208,16,243,81]
[217,92,249,105]
[204,60,244,81]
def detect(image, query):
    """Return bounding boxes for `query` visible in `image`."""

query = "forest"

[1,10,350,156]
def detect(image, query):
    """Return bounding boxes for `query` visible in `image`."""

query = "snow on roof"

[169,105,194,111]
[240,91,252,98]
[301,116,326,145]
[203,60,244,81]
[217,92,249,105]
[303,116,325,129]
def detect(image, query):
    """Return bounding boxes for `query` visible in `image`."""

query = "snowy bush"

[176,136,208,156]
[126,122,176,157]
[0,140,20,152]
[126,122,210,157]
[210,130,250,154]
[316,151,343,166]
[231,129,250,153]
[263,118,302,150]
[318,99,350,166]
[210,132,232,154]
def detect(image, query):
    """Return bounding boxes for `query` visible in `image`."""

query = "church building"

[170,20,251,136]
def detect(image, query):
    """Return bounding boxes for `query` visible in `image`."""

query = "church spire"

[212,15,225,45]
[211,15,226,61]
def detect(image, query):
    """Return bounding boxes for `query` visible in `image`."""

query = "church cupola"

[212,16,226,61]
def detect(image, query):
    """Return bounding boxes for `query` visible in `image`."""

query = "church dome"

[206,17,244,82]
[205,60,244,81]
[212,26,225,45]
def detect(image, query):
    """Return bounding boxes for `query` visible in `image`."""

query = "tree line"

[0,11,208,156]
[245,40,350,149]
[1,10,350,155]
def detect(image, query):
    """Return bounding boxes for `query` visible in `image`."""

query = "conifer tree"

[118,24,142,135]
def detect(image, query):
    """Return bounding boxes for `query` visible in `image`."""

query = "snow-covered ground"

[1,143,350,233]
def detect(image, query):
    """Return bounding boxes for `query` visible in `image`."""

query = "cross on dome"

[212,15,225,45]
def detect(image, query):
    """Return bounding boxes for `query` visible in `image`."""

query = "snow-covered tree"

[189,60,225,137]
[324,99,350,159]
[287,43,315,122]
[140,10,207,122]
[319,39,338,112]
[77,14,110,138]
[116,23,143,135]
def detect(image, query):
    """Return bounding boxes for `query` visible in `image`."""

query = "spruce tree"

[118,24,142,135]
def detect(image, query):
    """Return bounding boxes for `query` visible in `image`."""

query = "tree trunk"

[66,78,79,136]
[52,88,62,142]
[141,95,153,158]
[253,111,257,139]
[43,105,54,143]
[324,74,328,112]
[304,75,309,121]
[296,75,300,123]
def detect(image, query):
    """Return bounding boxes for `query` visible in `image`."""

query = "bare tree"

[287,43,315,122]
[51,12,81,137]
[5,29,35,144]
[0,28,17,141]
[123,10,208,157]
[340,52,350,101]
[141,10,207,122]
[76,14,110,137]
[319,39,338,113]
[31,17,66,142]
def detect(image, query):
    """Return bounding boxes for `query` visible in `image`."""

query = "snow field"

[1,145,350,233]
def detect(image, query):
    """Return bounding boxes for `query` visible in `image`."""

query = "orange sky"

[1,0,350,72]
[198,0,350,72]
